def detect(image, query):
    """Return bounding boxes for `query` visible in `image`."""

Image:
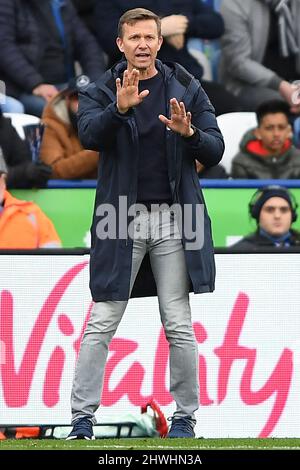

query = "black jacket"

[0,0,105,98]
[0,111,33,189]
[78,60,224,301]
[232,230,300,250]
[94,0,224,76]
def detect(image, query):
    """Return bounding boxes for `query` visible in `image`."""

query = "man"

[67,8,224,440]
[0,0,105,116]
[220,0,300,112]
[231,100,300,179]
[232,186,300,249]
[40,76,99,179]
[0,152,61,248]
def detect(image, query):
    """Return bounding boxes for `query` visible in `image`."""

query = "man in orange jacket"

[0,150,61,249]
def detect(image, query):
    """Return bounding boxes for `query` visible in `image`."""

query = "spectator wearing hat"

[0,152,61,248]
[231,100,300,179]
[40,76,99,179]
[232,185,300,249]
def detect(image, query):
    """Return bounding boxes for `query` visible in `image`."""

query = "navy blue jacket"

[94,0,224,69]
[78,60,224,301]
[0,0,105,98]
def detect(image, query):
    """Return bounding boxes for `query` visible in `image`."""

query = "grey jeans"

[71,208,199,424]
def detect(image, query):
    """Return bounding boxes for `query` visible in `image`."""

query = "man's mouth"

[136,53,150,58]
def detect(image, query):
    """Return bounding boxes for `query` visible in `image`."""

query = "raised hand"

[116,69,149,114]
[159,98,194,137]
[161,15,189,37]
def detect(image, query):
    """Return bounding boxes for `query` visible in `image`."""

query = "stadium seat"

[3,112,40,139]
[216,112,257,174]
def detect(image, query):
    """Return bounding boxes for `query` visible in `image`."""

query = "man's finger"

[127,69,135,86]
[132,69,139,87]
[139,89,149,101]
[170,98,181,114]
[123,70,129,87]
[158,114,172,126]
[116,78,121,93]
[179,101,186,116]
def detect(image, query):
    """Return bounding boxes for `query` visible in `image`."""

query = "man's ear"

[157,35,163,52]
[116,37,124,53]
[253,128,262,140]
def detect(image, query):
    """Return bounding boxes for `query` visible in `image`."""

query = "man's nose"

[138,38,148,48]
[274,209,282,218]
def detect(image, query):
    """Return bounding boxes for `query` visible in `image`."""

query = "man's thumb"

[139,89,149,101]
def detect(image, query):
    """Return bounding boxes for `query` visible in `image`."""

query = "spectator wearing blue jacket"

[0,0,105,116]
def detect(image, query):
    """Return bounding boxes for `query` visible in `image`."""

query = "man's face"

[0,173,6,205]
[259,197,293,237]
[116,19,163,73]
[255,113,291,154]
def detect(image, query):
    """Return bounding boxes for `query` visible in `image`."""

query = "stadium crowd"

[0,0,300,249]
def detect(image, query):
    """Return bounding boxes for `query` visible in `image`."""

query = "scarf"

[264,0,299,57]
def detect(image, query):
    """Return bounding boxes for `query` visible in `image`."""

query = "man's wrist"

[182,125,196,138]
[117,106,129,115]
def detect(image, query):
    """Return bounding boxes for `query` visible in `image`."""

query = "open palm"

[159,98,193,137]
[116,69,149,114]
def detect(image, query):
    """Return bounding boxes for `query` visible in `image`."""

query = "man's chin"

[269,230,285,237]
[134,63,149,71]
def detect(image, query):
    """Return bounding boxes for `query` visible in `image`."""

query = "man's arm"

[159,86,224,168]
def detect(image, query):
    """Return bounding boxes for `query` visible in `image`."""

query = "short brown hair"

[118,8,161,38]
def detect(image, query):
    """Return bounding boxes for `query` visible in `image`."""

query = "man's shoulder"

[291,229,300,245]
[289,145,300,160]
[80,69,115,102]
[166,61,199,90]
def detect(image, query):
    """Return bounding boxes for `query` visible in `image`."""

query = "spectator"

[220,0,300,113]
[0,0,105,117]
[232,185,300,249]
[0,105,52,188]
[196,160,228,178]
[40,76,99,179]
[0,152,61,248]
[231,100,300,179]
[94,0,244,115]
